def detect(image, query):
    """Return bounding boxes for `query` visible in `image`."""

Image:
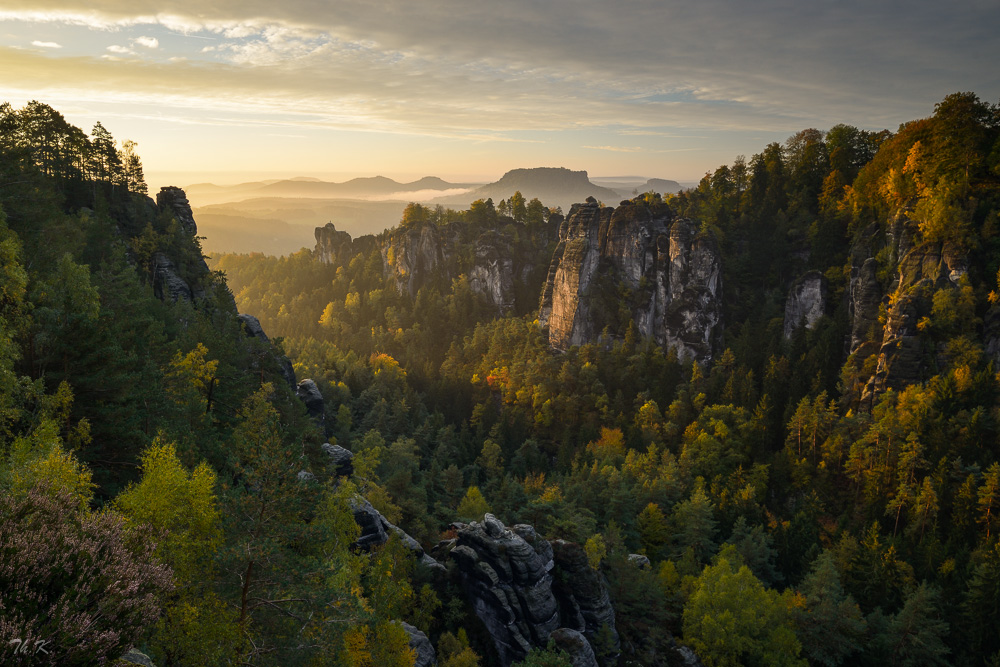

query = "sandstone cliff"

[783,271,827,339]
[847,209,973,408]
[316,219,547,313]
[539,197,722,362]
[152,186,211,303]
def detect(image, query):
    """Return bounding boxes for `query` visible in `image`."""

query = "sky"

[1,0,998,189]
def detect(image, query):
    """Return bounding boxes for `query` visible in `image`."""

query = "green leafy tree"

[682,548,806,667]
[457,485,491,522]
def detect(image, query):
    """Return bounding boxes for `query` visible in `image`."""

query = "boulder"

[549,628,598,667]
[120,648,156,666]
[627,554,651,569]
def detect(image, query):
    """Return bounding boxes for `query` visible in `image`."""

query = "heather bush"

[0,483,172,665]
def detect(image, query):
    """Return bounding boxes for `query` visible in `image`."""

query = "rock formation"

[382,222,451,297]
[348,495,444,572]
[849,210,972,408]
[156,186,198,236]
[321,442,354,478]
[783,271,827,339]
[152,253,196,302]
[316,221,526,312]
[468,231,516,312]
[314,223,355,266]
[550,540,620,657]
[296,379,325,432]
[539,197,722,361]
[399,622,437,667]
[444,514,617,666]
[237,313,297,389]
[549,628,598,667]
[149,186,211,303]
[399,621,437,667]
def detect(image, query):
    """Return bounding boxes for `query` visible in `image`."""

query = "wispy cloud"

[584,146,642,153]
[1,0,997,177]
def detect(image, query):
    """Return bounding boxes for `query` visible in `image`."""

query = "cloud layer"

[2,0,996,178]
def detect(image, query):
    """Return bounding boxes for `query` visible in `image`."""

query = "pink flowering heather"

[0,483,173,665]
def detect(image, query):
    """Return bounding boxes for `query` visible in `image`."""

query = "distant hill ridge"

[433,167,622,212]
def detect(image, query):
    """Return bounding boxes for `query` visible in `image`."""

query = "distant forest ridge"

[188,167,684,255]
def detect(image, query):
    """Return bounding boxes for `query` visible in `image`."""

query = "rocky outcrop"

[399,622,437,667]
[148,187,207,304]
[449,515,560,665]
[348,495,444,571]
[314,223,355,266]
[156,186,198,236]
[321,442,354,478]
[549,628,597,667]
[120,648,157,666]
[382,222,451,297]
[855,210,972,407]
[627,554,651,569]
[468,231,515,312]
[445,514,616,666]
[539,197,721,361]
[237,313,297,389]
[783,271,827,339]
[152,252,196,302]
[550,540,619,658]
[296,379,325,432]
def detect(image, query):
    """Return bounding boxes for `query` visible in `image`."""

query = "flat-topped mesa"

[156,186,198,236]
[539,196,722,362]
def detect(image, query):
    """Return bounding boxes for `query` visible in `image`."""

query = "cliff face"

[381,222,454,297]
[539,198,722,362]
[468,231,516,312]
[316,220,535,313]
[152,186,211,303]
[314,223,354,265]
[783,271,827,339]
[847,210,972,408]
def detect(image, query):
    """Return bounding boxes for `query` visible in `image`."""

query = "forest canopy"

[3,93,1000,666]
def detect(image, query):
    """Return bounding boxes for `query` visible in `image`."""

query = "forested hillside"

[214,92,1000,666]
[3,93,1000,667]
